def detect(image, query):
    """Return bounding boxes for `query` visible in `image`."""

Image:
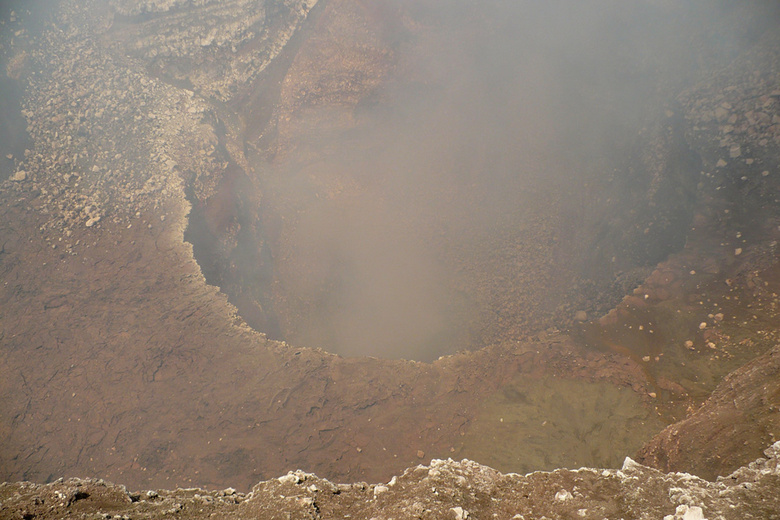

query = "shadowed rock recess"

[1,0,780,516]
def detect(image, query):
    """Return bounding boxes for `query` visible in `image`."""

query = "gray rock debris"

[3,0,229,253]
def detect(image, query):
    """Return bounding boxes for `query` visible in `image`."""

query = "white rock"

[10,170,26,181]
[665,504,706,520]
[621,457,644,472]
[277,473,299,485]
[450,506,469,519]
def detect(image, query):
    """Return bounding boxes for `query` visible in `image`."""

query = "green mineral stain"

[459,376,664,474]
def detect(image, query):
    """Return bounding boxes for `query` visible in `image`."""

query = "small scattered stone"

[699,322,707,330]
[735,248,743,256]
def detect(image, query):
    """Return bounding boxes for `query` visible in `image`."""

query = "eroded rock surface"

[2,443,780,519]
[638,344,780,481]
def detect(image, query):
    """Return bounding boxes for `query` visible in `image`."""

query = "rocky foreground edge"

[2,442,780,520]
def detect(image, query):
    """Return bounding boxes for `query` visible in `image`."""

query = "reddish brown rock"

[637,344,780,480]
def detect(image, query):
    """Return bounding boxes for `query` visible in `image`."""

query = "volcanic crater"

[1,0,779,503]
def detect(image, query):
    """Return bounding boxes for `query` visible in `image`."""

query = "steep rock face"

[638,344,780,480]
[636,21,780,479]
[185,0,720,359]
[2,443,780,519]
[109,0,318,103]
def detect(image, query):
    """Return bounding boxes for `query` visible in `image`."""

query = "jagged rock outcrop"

[638,344,780,480]
[2,443,780,519]
[109,0,318,103]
